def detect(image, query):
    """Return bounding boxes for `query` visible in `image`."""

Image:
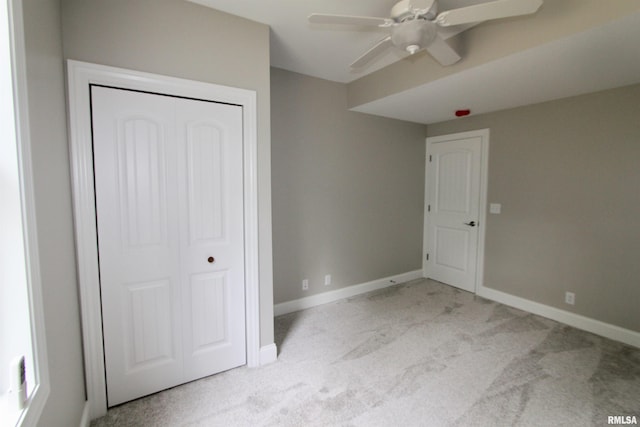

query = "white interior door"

[92,86,246,406]
[425,134,484,293]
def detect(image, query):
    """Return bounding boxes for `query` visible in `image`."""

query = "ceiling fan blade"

[437,23,478,40]
[309,13,393,27]
[350,36,394,69]
[426,35,461,66]
[435,0,543,27]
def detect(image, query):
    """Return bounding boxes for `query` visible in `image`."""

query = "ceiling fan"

[309,0,543,69]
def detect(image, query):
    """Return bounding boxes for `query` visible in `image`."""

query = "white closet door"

[92,86,245,406]
[174,97,246,382]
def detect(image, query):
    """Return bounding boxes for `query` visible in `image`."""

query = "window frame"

[2,0,51,425]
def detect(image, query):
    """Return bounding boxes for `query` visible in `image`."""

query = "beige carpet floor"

[91,279,640,426]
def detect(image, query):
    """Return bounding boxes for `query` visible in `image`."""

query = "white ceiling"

[353,11,640,123]
[189,0,640,124]
[189,0,487,83]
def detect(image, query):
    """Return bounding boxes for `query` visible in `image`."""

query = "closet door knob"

[207,256,215,263]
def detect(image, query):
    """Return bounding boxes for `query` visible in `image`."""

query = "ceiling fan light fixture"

[406,44,420,55]
[391,19,436,55]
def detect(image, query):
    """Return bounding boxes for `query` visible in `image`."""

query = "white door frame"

[423,129,490,293]
[67,60,261,419]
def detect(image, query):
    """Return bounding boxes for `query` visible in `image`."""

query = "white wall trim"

[274,270,423,316]
[259,344,278,366]
[66,60,261,419]
[6,1,50,425]
[423,129,489,294]
[478,285,640,349]
[78,401,91,427]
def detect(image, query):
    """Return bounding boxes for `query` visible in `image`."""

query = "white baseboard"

[79,400,91,427]
[259,343,277,366]
[274,270,423,317]
[477,285,640,349]
[274,271,639,348]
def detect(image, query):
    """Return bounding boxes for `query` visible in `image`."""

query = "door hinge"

[426,253,430,261]
[429,155,432,162]
[427,205,431,212]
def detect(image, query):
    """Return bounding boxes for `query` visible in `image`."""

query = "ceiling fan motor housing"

[391,19,437,54]
[391,0,438,22]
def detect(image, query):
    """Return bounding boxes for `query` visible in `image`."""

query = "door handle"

[464,221,476,227]
[207,256,215,263]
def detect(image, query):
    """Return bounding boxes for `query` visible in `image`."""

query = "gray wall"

[61,0,275,346]
[271,67,426,304]
[428,83,640,333]
[23,0,86,425]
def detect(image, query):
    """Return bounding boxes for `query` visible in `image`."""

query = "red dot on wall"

[455,109,471,117]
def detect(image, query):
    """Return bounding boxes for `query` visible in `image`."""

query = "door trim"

[67,60,260,419]
[423,129,489,293]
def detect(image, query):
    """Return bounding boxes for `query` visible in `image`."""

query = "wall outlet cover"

[565,292,575,305]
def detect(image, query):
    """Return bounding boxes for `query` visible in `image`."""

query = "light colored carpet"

[91,279,640,426]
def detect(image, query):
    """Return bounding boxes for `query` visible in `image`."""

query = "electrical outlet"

[302,279,309,291]
[324,274,332,286]
[565,292,575,305]
[10,355,27,410]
